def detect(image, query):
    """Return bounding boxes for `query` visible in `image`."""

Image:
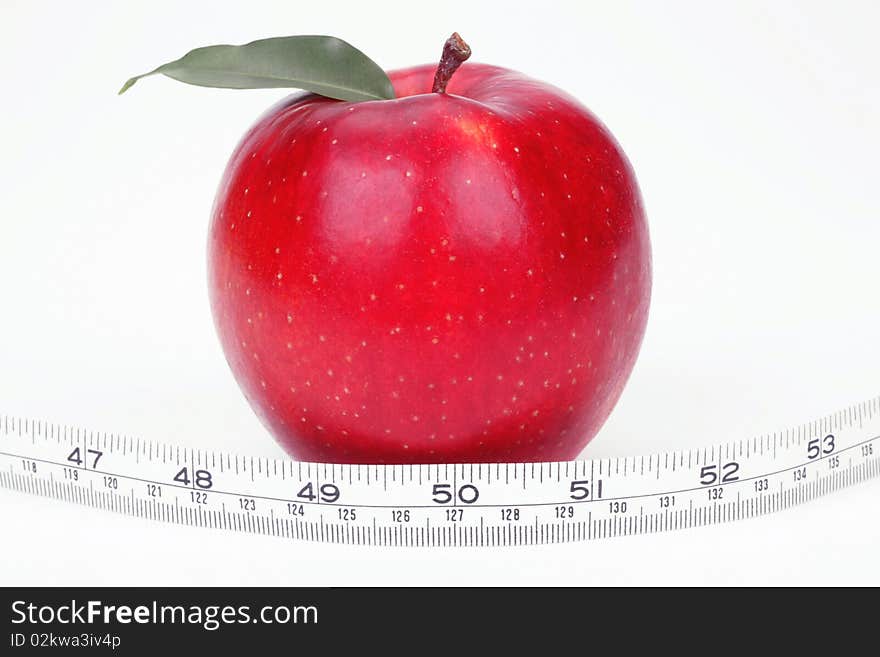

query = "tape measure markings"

[2,434,876,509]
[1,396,878,546]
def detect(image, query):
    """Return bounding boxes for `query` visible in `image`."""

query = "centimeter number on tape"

[1,397,878,547]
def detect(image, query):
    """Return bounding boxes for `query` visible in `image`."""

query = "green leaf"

[119,35,395,102]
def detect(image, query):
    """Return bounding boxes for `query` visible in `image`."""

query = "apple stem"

[431,33,472,94]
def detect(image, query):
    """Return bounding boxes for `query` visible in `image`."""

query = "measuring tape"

[1,397,878,546]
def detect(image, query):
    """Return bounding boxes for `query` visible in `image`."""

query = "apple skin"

[207,62,650,463]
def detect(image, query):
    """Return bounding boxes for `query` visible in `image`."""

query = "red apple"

[208,37,650,463]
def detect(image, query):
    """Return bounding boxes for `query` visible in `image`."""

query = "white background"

[1,0,878,585]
